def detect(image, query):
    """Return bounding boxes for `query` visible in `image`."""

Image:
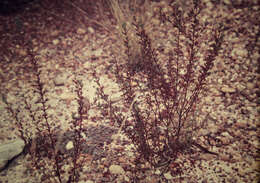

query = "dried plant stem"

[107,93,141,155]
[28,48,63,183]
[69,1,113,34]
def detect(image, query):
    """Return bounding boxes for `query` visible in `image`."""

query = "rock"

[145,176,158,183]
[235,121,247,128]
[0,138,25,171]
[236,83,245,91]
[220,154,230,162]
[246,82,255,90]
[118,157,127,164]
[164,172,173,180]
[51,30,59,36]
[78,181,94,183]
[232,129,242,137]
[199,129,209,136]
[208,124,218,134]
[52,39,59,45]
[154,169,161,175]
[77,28,86,35]
[221,137,230,145]
[18,49,27,56]
[65,141,74,150]
[200,154,216,161]
[53,73,66,86]
[236,48,248,57]
[222,131,231,137]
[83,35,89,42]
[223,0,231,5]
[151,17,160,25]
[109,164,125,175]
[214,97,222,105]
[88,27,95,34]
[210,87,220,94]
[124,176,130,182]
[221,85,236,93]
[93,48,103,57]
[80,181,94,183]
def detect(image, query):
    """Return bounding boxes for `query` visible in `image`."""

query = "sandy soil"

[0,0,259,182]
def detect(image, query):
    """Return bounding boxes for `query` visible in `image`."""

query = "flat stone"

[200,153,216,161]
[0,138,25,171]
[221,85,236,93]
[109,164,125,175]
[220,154,230,162]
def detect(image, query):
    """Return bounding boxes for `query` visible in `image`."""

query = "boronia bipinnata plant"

[102,0,224,173]
[2,44,90,182]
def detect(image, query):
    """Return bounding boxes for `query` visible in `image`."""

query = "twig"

[107,93,141,155]
[192,141,218,156]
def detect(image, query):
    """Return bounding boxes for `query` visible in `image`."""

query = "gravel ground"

[0,0,259,182]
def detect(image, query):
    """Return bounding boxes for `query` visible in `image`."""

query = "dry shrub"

[106,0,224,168]
[2,46,89,183]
